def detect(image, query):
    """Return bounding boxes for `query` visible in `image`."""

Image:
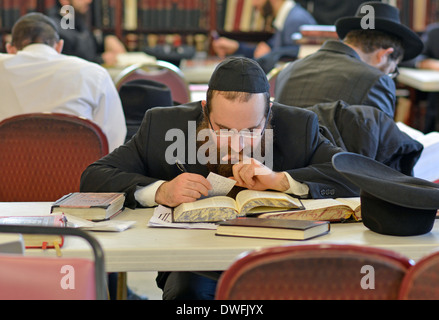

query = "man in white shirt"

[0,12,126,152]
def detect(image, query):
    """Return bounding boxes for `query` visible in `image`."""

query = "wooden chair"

[399,251,439,300]
[114,60,191,104]
[0,224,106,300]
[0,113,109,201]
[215,244,413,300]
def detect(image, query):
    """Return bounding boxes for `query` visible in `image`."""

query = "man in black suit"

[48,0,126,66]
[80,57,357,299]
[275,1,423,119]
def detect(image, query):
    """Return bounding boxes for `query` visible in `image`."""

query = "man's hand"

[230,158,290,192]
[212,37,239,59]
[254,41,271,59]
[155,173,212,207]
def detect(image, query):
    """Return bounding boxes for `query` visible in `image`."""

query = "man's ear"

[377,47,394,64]
[54,39,64,54]
[6,43,18,54]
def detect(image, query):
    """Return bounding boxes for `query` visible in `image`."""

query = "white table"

[2,202,439,272]
[397,67,439,92]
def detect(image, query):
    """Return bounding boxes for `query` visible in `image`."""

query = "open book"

[173,190,304,223]
[396,122,439,182]
[258,197,361,222]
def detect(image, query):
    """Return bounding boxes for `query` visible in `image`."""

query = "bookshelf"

[4,1,438,56]
[119,0,274,55]
[0,0,272,55]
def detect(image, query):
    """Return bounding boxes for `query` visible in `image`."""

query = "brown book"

[173,190,304,223]
[216,218,330,240]
[0,214,66,249]
[258,197,361,222]
[51,192,125,221]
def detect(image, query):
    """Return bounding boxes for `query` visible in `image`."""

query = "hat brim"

[335,17,424,61]
[332,152,439,210]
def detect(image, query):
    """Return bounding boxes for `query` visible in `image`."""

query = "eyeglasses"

[388,66,400,79]
[205,104,271,140]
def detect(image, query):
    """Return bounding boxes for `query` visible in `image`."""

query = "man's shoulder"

[57,54,111,78]
[272,102,317,120]
[146,102,203,123]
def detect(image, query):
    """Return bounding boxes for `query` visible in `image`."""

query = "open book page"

[148,205,217,229]
[258,197,361,221]
[236,190,304,215]
[173,196,238,222]
[333,198,361,217]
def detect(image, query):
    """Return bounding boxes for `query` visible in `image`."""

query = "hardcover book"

[0,214,66,249]
[216,218,330,240]
[173,190,304,223]
[51,192,125,221]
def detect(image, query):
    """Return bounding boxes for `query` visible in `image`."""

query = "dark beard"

[196,119,269,198]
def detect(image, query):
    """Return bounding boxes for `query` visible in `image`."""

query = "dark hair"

[11,13,60,50]
[344,29,404,62]
[205,89,271,114]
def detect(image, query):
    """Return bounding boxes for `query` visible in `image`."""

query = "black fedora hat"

[119,79,173,141]
[335,1,423,61]
[332,152,439,236]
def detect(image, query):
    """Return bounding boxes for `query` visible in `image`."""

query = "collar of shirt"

[319,40,362,61]
[20,43,59,56]
[273,0,296,31]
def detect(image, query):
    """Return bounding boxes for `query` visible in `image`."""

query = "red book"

[233,0,245,31]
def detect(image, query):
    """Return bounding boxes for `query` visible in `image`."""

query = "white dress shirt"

[273,0,296,31]
[0,44,126,152]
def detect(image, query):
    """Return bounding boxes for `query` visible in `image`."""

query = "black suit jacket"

[306,101,423,176]
[80,102,358,208]
[275,41,397,118]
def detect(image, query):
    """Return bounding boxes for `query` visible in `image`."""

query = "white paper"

[206,172,236,197]
[148,205,217,230]
[65,214,136,232]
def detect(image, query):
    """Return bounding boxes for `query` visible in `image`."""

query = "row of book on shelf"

[1,0,439,33]
[124,0,271,33]
[0,0,270,34]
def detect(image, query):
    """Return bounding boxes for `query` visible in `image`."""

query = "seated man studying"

[80,57,358,300]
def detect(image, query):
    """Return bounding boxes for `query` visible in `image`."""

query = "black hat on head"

[208,57,270,93]
[332,152,439,236]
[335,1,423,61]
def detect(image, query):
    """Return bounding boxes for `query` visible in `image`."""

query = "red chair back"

[216,244,412,300]
[0,113,108,201]
[399,251,439,300]
[115,60,191,104]
[0,225,106,300]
